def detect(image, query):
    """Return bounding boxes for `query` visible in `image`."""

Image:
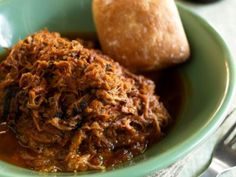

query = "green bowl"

[0,0,235,177]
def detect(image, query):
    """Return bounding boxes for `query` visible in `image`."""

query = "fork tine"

[223,121,236,145]
[221,108,236,125]
[228,133,236,146]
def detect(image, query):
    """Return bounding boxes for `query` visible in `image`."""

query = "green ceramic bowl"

[0,0,235,177]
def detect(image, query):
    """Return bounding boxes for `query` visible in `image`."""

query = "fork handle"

[199,158,230,177]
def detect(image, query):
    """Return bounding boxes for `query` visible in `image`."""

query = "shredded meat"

[0,30,170,172]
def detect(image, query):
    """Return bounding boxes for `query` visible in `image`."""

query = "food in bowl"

[0,30,172,172]
[0,1,233,176]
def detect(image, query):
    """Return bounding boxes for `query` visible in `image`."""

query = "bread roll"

[93,0,190,71]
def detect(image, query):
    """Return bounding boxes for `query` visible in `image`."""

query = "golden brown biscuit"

[93,0,190,71]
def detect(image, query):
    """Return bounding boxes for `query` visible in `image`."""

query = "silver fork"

[200,120,236,177]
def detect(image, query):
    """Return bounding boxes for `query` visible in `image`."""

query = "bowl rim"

[0,2,235,177]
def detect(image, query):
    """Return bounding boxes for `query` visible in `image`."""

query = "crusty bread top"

[93,0,190,71]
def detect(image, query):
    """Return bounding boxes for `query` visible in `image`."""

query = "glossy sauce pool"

[0,34,187,170]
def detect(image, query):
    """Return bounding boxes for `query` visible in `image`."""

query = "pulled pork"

[0,30,170,172]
